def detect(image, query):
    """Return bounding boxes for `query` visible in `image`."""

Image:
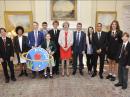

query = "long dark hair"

[87,26,94,44]
[110,20,120,31]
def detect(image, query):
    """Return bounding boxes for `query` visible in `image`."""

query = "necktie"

[55,30,57,35]
[76,32,80,45]
[112,32,115,37]
[35,32,38,47]
[3,39,6,48]
[113,32,114,35]
[119,44,125,58]
[98,32,101,40]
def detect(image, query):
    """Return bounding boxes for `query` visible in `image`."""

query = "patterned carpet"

[0,69,130,97]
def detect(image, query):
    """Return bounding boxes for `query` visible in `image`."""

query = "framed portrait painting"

[96,11,117,32]
[51,0,77,20]
[4,11,33,32]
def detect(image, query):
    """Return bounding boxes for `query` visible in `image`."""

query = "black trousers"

[73,52,84,71]
[93,53,105,75]
[53,52,60,73]
[86,54,94,72]
[1,60,15,79]
[118,62,129,87]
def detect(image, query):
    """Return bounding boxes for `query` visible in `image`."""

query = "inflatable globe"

[22,47,49,71]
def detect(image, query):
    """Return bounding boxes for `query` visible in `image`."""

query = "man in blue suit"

[72,23,86,75]
[28,21,44,78]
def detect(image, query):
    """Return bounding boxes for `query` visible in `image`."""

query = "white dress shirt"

[18,36,23,51]
[119,41,128,58]
[112,30,116,34]
[53,29,57,35]
[123,41,128,48]
[18,36,26,63]
[2,37,6,40]
[97,32,101,39]
[86,35,93,54]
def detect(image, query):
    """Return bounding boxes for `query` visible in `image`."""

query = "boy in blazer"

[115,32,130,90]
[0,28,16,83]
[13,26,29,77]
[48,20,60,75]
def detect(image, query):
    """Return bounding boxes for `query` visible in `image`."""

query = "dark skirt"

[107,51,117,60]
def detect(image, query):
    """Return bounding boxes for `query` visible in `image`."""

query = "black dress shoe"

[115,83,122,87]
[72,71,76,75]
[19,71,24,77]
[49,74,53,79]
[24,72,28,77]
[106,74,112,79]
[80,71,84,76]
[91,73,97,77]
[11,78,16,81]
[55,71,59,75]
[44,74,48,79]
[5,79,9,83]
[110,76,116,81]
[24,70,28,76]
[99,74,104,79]
[122,86,127,90]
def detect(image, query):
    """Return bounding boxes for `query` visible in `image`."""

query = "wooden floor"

[0,69,130,97]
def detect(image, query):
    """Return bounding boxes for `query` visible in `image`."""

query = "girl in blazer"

[41,33,56,78]
[106,20,123,81]
[58,22,73,76]
[14,26,29,77]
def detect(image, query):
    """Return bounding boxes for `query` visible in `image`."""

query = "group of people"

[0,20,130,90]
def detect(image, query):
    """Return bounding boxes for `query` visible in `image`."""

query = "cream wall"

[0,0,130,32]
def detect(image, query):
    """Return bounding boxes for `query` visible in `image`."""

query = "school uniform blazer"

[48,29,60,52]
[117,42,130,66]
[58,30,73,49]
[41,40,56,53]
[13,36,29,63]
[13,36,29,53]
[0,37,14,60]
[107,30,123,52]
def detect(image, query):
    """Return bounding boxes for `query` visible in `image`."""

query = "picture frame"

[96,11,117,32]
[4,11,33,32]
[50,0,77,21]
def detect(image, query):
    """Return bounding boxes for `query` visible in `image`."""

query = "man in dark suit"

[28,22,44,78]
[72,23,86,75]
[92,23,107,79]
[48,20,60,75]
[115,32,130,90]
[0,28,16,83]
